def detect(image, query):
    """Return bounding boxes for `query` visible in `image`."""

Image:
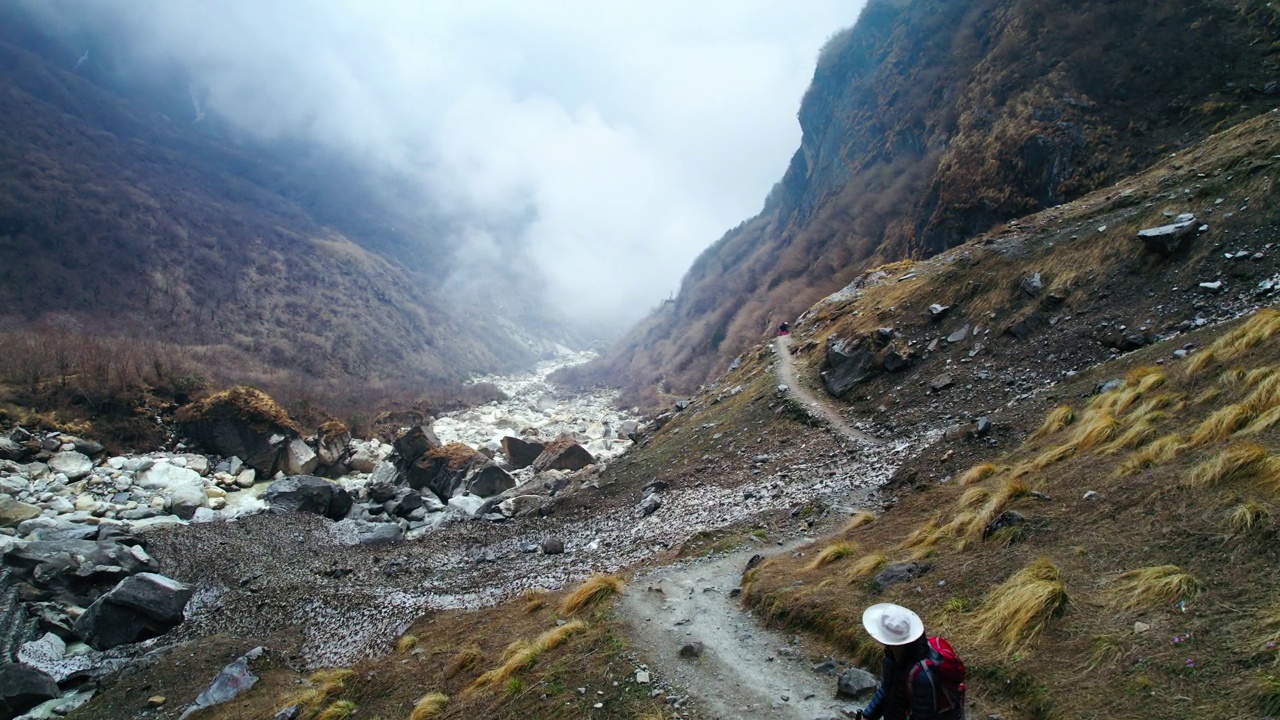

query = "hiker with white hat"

[855,603,967,720]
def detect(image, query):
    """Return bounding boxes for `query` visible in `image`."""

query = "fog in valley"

[20,0,864,335]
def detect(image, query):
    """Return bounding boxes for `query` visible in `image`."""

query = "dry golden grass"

[845,553,888,583]
[1126,365,1166,393]
[1241,406,1280,436]
[1118,434,1185,475]
[1129,392,1183,420]
[1185,309,1280,377]
[445,645,483,679]
[467,621,589,696]
[395,634,418,654]
[1195,386,1224,405]
[844,510,876,531]
[1187,443,1279,489]
[1021,442,1075,474]
[1245,372,1280,412]
[900,516,944,550]
[316,701,356,720]
[959,463,1000,485]
[806,541,859,570]
[1219,367,1250,388]
[1244,365,1280,389]
[1227,501,1271,537]
[1188,403,1254,446]
[408,693,449,720]
[1097,420,1159,456]
[1029,405,1075,441]
[969,557,1069,654]
[1072,411,1120,453]
[1110,565,1201,609]
[521,588,548,614]
[970,478,1032,539]
[958,486,991,510]
[943,511,979,538]
[280,668,354,717]
[560,575,625,615]
[1110,388,1144,416]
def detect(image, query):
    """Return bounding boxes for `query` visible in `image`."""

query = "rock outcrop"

[176,387,298,476]
[263,476,353,520]
[407,443,514,500]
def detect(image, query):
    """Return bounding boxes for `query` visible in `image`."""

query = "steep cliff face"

[568,0,1280,408]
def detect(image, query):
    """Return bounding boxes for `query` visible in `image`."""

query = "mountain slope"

[0,22,557,391]
[567,0,1280,408]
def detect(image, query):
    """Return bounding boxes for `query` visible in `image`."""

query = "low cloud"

[20,0,863,331]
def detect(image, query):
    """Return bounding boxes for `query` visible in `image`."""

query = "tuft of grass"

[1110,565,1201,609]
[1130,392,1183,419]
[970,478,1032,539]
[1029,405,1075,442]
[1109,388,1144,416]
[959,463,999,485]
[1097,419,1159,456]
[282,668,353,713]
[958,486,990,510]
[395,634,418,654]
[806,541,859,570]
[1126,365,1166,393]
[1086,634,1127,672]
[445,645,483,679]
[843,510,876,531]
[1118,434,1184,475]
[408,693,449,720]
[560,575,625,615]
[468,621,589,696]
[1187,443,1279,489]
[522,588,548,614]
[1072,411,1120,453]
[943,511,979,538]
[316,700,356,720]
[1185,309,1280,377]
[845,553,888,583]
[412,691,453,717]
[536,619,588,652]
[900,516,944,550]
[1241,406,1280,436]
[1022,442,1075,474]
[969,558,1070,654]
[1188,403,1254,446]
[1227,501,1271,537]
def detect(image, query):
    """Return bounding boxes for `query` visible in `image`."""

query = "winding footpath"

[774,334,881,447]
[616,336,881,719]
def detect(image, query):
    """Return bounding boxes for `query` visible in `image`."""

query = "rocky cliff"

[567,0,1280,408]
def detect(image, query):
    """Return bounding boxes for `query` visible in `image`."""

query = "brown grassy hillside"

[0,33,538,392]
[567,0,1280,410]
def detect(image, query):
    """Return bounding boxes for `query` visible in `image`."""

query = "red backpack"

[907,636,966,717]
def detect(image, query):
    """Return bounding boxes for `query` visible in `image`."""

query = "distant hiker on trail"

[778,321,789,335]
[855,603,966,720]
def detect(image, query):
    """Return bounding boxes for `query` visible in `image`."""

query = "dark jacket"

[862,637,962,720]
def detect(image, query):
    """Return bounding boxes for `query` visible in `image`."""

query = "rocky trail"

[774,336,881,448]
[620,540,861,720]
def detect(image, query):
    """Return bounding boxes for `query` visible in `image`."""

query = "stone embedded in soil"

[873,562,932,592]
[541,538,565,555]
[679,641,705,658]
[837,666,878,698]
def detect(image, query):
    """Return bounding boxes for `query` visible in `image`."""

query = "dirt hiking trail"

[774,335,881,447]
[620,540,860,720]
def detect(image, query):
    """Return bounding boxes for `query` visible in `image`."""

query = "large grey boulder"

[501,436,546,470]
[531,438,595,473]
[0,437,28,461]
[837,666,878,698]
[315,422,351,467]
[177,387,297,475]
[393,426,442,466]
[283,439,319,476]
[72,573,192,650]
[47,452,93,480]
[407,444,514,500]
[136,462,202,490]
[0,662,59,718]
[263,476,352,520]
[1137,214,1198,255]
[168,483,208,520]
[821,337,879,398]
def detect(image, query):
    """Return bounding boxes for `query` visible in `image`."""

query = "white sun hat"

[862,603,925,646]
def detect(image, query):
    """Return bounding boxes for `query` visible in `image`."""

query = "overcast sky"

[22,0,865,331]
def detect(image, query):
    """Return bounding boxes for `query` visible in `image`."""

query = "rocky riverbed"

[0,350,912,718]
